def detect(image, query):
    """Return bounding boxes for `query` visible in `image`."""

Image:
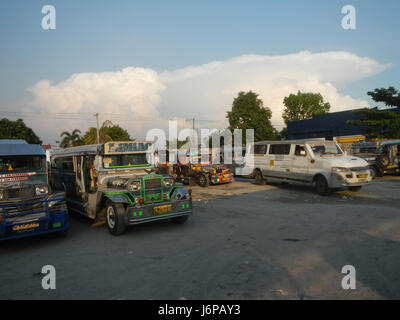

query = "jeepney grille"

[144,178,162,203]
[2,202,45,216]
[6,186,35,200]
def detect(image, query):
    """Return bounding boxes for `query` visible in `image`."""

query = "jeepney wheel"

[255,169,266,185]
[198,173,209,187]
[171,215,189,224]
[106,202,127,236]
[348,186,362,192]
[378,154,390,168]
[315,175,331,196]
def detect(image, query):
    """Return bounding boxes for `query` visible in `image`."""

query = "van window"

[295,145,306,156]
[254,145,267,155]
[269,144,290,155]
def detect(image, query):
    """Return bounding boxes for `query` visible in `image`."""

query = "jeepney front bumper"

[210,173,234,184]
[330,169,372,188]
[0,193,69,241]
[126,199,192,225]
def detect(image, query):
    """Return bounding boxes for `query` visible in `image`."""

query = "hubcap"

[107,206,116,229]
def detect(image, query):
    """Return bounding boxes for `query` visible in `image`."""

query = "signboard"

[104,141,153,155]
[0,172,36,183]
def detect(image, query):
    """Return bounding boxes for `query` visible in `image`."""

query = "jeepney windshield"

[0,155,45,172]
[103,153,150,169]
[309,142,343,157]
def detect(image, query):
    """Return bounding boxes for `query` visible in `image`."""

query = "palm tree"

[59,129,82,148]
[82,127,112,145]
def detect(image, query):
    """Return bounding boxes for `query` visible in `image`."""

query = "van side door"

[291,144,311,182]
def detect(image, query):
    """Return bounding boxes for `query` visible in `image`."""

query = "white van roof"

[254,138,327,145]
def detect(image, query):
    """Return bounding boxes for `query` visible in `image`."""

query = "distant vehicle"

[50,141,192,235]
[172,149,234,187]
[351,140,400,178]
[0,140,69,240]
[245,139,372,195]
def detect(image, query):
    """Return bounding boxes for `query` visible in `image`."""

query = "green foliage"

[60,129,83,148]
[348,86,400,140]
[282,91,331,123]
[82,123,131,145]
[0,118,42,144]
[367,86,400,108]
[348,108,400,140]
[227,91,278,142]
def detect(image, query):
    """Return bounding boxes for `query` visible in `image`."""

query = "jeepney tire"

[348,186,362,192]
[198,173,209,187]
[376,167,384,177]
[171,215,189,224]
[378,154,390,168]
[255,169,266,185]
[106,202,127,236]
[315,175,331,196]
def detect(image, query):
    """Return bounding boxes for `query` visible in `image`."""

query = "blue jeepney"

[0,140,69,240]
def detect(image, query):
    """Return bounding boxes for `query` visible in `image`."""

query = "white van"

[245,139,372,195]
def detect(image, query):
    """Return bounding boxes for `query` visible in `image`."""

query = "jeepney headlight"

[0,190,3,200]
[35,185,48,195]
[332,167,350,172]
[163,178,175,188]
[127,181,141,192]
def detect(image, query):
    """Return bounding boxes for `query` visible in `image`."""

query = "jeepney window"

[103,153,149,168]
[295,145,306,156]
[0,155,44,172]
[269,144,290,155]
[55,157,73,171]
[254,145,267,155]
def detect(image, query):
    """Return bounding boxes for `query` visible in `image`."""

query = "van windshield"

[309,142,343,157]
[0,155,45,173]
[103,154,150,168]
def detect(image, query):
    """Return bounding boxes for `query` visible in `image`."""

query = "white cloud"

[27,51,390,142]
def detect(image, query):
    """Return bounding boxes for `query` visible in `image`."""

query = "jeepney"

[173,149,234,187]
[50,141,192,235]
[351,140,400,178]
[0,140,69,240]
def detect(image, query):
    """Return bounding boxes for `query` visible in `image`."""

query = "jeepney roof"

[51,144,102,157]
[254,138,326,145]
[380,140,400,146]
[0,142,45,156]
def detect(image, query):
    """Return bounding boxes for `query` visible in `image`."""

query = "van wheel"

[198,173,209,187]
[106,202,127,236]
[255,170,266,185]
[369,166,377,180]
[315,175,331,196]
[348,186,362,192]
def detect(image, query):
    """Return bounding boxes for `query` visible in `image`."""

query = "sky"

[0,0,399,144]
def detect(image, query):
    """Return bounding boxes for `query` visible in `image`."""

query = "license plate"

[358,174,367,178]
[12,222,39,232]
[153,204,172,215]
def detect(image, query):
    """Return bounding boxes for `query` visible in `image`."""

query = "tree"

[282,91,331,123]
[0,118,42,144]
[59,129,82,148]
[347,108,400,140]
[367,86,400,108]
[227,91,278,142]
[347,86,400,140]
[82,121,131,145]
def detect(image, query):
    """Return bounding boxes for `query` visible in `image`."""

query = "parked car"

[245,139,372,195]
[351,140,400,178]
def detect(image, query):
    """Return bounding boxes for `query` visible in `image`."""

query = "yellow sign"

[13,223,39,231]
[270,160,274,166]
[153,204,172,215]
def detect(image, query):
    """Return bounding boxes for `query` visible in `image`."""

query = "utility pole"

[94,113,100,144]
